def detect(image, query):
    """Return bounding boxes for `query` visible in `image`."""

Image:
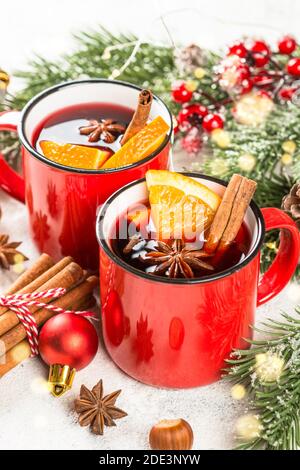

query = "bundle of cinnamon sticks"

[0,254,98,377]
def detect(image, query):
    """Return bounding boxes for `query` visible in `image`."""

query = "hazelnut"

[149,418,193,450]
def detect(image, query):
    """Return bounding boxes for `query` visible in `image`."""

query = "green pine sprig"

[225,306,300,450]
[2,27,175,112]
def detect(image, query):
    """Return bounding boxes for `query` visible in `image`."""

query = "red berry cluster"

[225,36,300,100]
[171,35,300,152]
[172,83,224,134]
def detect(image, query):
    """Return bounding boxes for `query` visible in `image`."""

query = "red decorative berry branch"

[171,35,300,155]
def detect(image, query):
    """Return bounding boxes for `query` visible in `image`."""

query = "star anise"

[141,239,214,279]
[0,234,28,270]
[74,380,127,435]
[79,118,126,143]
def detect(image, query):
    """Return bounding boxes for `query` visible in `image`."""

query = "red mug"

[0,79,172,269]
[97,173,300,388]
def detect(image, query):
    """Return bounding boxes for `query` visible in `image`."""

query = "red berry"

[236,64,250,80]
[227,42,247,58]
[177,104,208,126]
[202,114,224,133]
[249,40,270,67]
[252,74,273,86]
[278,36,297,55]
[240,78,253,94]
[181,127,202,154]
[286,57,300,76]
[257,90,272,99]
[279,86,297,101]
[171,82,193,103]
[173,123,179,134]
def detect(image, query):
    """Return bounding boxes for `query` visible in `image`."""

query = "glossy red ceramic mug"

[97,173,300,388]
[0,80,172,269]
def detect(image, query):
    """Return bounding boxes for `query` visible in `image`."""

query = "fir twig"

[225,306,300,450]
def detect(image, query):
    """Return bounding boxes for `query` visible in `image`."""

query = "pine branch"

[2,27,175,112]
[225,306,300,450]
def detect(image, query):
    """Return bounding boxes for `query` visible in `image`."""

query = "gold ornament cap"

[48,364,76,397]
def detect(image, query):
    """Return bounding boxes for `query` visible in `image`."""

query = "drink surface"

[110,202,251,280]
[34,102,134,154]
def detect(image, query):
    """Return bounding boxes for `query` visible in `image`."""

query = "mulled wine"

[110,202,251,280]
[34,102,134,165]
[33,89,169,170]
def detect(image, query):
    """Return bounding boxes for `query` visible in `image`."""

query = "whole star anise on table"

[0,234,28,270]
[79,118,126,143]
[74,380,127,435]
[127,238,214,279]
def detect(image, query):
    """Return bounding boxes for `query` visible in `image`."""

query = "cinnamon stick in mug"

[121,89,153,145]
[205,174,257,254]
[0,260,82,337]
[218,177,257,251]
[0,275,98,359]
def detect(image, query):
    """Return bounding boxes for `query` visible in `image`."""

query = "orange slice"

[40,141,111,170]
[102,116,170,169]
[145,170,221,240]
[127,207,150,229]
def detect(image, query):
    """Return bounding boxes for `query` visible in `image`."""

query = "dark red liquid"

[110,202,251,279]
[33,102,134,154]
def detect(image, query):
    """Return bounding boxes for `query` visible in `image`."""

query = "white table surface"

[0,0,300,450]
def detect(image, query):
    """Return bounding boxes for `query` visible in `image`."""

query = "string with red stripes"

[0,288,96,357]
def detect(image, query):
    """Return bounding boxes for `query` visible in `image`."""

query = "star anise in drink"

[79,118,126,143]
[140,239,214,279]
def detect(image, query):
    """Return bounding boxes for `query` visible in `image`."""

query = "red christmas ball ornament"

[202,113,224,133]
[177,104,208,127]
[286,57,300,76]
[171,82,193,104]
[227,42,247,58]
[39,312,98,397]
[278,36,297,55]
[249,40,270,67]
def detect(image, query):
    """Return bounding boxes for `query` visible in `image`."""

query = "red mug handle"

[257,207,300,306]
[0,110,25,202]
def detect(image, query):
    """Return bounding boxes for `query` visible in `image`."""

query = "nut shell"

[149,418,193,450]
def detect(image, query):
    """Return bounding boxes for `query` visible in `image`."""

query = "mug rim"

[96,172,265,285]
[18,78,173,175]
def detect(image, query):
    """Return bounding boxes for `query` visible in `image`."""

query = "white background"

[0,0,299,450]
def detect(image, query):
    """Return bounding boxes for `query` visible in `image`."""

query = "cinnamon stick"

[121,89,153,145]
[0,340,31,377]
[0,260,82,337]
[0,277,98,377]
[204,174,257,254]
[0,275,98,360]
[0,254,55,315]
[218,177,257,251]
